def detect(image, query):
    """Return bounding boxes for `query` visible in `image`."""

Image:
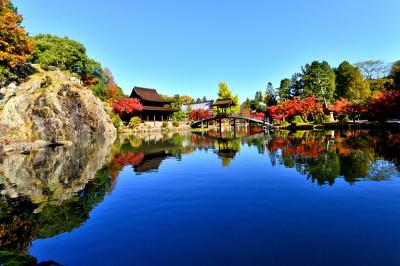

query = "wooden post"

[233,118,236,137]
[147,115,149,122]
[154,115,156,126]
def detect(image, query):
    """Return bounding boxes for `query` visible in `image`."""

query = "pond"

[1,129,400,265]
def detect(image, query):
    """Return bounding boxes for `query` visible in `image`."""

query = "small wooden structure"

[212,98,235,114]
[130,86,179,121]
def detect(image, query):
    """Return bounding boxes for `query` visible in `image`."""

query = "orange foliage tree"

[0,0,33,83]
[180,95,193,105]
[104,68,122,104]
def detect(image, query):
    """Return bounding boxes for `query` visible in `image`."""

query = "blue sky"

[15,0,400,101]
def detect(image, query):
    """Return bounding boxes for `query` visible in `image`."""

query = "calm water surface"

[1,130,400,265]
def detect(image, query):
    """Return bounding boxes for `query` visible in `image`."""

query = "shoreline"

[1,122,399,156]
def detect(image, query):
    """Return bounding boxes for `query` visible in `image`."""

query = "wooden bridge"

[191,114,273,130]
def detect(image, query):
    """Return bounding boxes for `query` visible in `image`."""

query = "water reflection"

[267,130,400,185]
[0,136,115,264]
[0,130,400,264]
[109,130,400,182]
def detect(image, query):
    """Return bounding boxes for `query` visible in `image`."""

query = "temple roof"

[212,98,235,107]
[130,86,172,103]
[134,152,170,173]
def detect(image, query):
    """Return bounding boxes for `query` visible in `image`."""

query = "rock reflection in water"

[0,130,400,265]
[0,135,115,264]
[0,136,115,210]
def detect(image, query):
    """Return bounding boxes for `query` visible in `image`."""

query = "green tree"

[368,77,394,92]
[390,60,400,89]
[335,61,371,101]
[290,72,304,98]
[218,82,232,99]
[346,71,371,101]
[217,82,240,113]
[254,91,263,102]
[171,94,183,108]
[264,82,277,107]
[31,34,113,100]
[32,34,88,73]
[278,78,291,100]
[243,98,251,109]
[302,61,335,106]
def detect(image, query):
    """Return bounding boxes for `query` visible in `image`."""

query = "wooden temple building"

[212,98,236,114]
[130,86,179,121]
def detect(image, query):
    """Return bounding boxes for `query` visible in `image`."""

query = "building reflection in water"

[0,129,400,264]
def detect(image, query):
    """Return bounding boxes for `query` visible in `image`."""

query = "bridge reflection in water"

[190,114,272,133]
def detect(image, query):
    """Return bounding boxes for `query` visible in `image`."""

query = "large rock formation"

[0,65,116,147]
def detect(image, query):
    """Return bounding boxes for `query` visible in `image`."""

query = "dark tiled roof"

[212,98,235,107]
[131,86,172,103]
[134,152,169,173]
[216,149,238,159]
[142,106,179,112]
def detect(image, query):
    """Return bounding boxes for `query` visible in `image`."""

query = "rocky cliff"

[0,65,116,150]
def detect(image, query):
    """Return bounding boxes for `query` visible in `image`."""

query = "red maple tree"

[251,112,265,120]
[112,98,143,116]
[268,97,322,122]
[189,109,212,121]
[368,91,400,121]
[329,98,351,115]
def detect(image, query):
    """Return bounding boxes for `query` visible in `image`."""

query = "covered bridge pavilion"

[212,98,236,114]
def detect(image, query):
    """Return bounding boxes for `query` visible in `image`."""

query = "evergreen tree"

[278,78,291,100]
[244,98,251,109]
[254,91,263,101]
[290,72,304,98]
[390,60,400,89]
[335,61,371,101]
[264,82,277,106]
[302,61,336,106]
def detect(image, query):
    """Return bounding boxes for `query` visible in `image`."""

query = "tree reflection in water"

[0,130,399,264]
[0,137,115,265]
[267,130,400,185]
